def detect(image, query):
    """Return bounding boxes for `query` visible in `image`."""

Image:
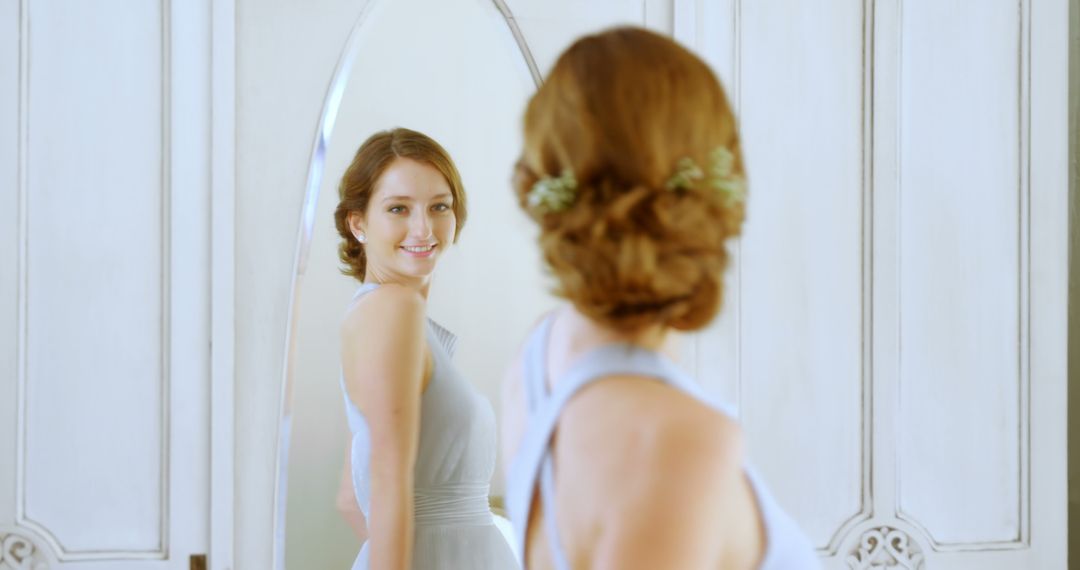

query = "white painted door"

[0,1,217,568]
[679,1,1070,568]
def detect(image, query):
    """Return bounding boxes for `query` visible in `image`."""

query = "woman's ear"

[347,212,366,244]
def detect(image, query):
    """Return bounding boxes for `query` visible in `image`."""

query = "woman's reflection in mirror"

[333,128,519,570]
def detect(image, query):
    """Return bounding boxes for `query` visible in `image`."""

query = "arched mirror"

[273,0,549,567]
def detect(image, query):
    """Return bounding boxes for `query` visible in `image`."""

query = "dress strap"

[350,282,380,301]
[521,313,556,413]
[540,454,572,570]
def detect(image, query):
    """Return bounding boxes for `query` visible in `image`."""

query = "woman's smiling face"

[349,157,457,285]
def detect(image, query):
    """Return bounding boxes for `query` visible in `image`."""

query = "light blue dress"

[341,283,519,570]
[506,314,822,569]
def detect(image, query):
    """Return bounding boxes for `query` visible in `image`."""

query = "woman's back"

[503,309,820,569]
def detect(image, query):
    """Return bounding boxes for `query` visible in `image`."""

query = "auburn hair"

[513,27,745,332]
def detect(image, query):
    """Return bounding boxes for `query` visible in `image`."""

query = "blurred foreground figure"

[502,27,821,570]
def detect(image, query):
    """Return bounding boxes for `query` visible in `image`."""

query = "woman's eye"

[388,205,406,214]
[432,203,451,212]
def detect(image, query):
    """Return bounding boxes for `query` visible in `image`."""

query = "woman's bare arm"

[336,442,368,542]
[340,285,426,570]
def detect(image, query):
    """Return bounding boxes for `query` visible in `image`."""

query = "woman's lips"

[400,243,437,258]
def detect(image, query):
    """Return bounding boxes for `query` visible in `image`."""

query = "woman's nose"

[409,212,433,238]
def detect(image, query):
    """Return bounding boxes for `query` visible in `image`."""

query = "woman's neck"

[363,271,432,299]
[560,305,676,356]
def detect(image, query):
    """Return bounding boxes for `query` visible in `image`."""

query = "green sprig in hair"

[527,147,745,213]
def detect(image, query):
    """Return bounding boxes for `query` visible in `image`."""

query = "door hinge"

[190,554,207,570]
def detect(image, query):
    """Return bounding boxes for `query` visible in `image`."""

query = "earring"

[355,232,366,244]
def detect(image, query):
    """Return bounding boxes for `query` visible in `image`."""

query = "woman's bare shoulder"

[338,285,428,388]
[340,284,425,338]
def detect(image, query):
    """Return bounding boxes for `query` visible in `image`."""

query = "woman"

[335,127,518,570]
[501,28,821,569]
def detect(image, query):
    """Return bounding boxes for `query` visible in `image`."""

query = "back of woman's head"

[514,26,745,332]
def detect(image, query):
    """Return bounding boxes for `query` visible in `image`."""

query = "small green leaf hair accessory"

[709,146,746,206]
[664,157,705,191]
[664,146,746,206]
[527,169,578,213]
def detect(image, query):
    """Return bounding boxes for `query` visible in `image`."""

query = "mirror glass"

[278,0,552,567]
